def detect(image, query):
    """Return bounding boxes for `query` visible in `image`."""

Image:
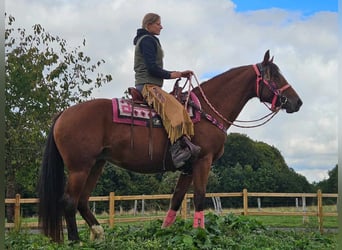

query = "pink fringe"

[161,209,177,228]
[193,211,205,228]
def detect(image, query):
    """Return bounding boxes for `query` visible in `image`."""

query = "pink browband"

[253,64,291,111]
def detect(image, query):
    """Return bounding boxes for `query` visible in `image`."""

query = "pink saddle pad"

[112,92,201,127]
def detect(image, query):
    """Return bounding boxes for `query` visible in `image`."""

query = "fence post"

[109,192,115,228]
[243,189,248,216]
[141,196,145,215]
[133,200,137,216]
[257,198,261,211]
[181,194,187,220]
[302,196,308,223]
[216,197,222,214]
[317,189,323,234]
[14,194,21,231]
[212,197,217,213]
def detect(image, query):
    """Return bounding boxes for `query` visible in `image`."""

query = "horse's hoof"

[90,225,105,241]
[162,209,177,228]
[68,240,83,247]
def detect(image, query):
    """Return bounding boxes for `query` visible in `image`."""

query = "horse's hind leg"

[77,160,106,241]
[63,171,90,242]
[162,172,193,228]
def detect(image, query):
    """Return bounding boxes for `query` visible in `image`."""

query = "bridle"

[253,63,291,112]
[183,63,292,130]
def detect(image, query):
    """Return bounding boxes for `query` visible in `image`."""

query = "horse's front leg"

[162,172,193,228]
[192,157,212,228]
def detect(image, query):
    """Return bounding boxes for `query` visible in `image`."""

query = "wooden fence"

[5,189,338,233]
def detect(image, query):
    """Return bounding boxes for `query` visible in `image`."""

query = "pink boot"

[161,209,177,228]
[193,211,205,228]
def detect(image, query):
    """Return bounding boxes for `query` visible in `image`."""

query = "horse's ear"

[270,56,274,63]
[262,50,270,66]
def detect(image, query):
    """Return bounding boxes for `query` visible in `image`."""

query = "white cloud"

[297,169,329,183]
[5,0,338,183]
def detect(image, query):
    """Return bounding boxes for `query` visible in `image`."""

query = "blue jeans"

[135,84,144,93]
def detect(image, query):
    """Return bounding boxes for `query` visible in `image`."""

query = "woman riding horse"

[134,13,200,168]
[38,49,302,242]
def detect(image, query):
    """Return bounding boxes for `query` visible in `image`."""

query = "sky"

[5,0,338,183]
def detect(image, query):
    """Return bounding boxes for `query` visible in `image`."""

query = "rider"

[133,13,200,168]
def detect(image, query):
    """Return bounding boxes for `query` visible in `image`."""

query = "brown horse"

[38,50,302,242]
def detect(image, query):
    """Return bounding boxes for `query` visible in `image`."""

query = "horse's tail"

[38,113,65,242]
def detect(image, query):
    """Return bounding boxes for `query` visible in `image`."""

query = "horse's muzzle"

[286,98,303,113]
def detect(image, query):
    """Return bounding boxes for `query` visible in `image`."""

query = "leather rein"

[184,63,292,131]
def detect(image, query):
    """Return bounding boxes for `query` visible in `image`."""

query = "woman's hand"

[170,70,193,79]
[181,70,194,78]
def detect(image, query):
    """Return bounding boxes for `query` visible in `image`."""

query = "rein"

[182,64,290,131]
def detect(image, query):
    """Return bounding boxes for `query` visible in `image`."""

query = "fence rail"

[5,189,338,233]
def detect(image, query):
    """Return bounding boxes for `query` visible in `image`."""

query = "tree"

[215,133,258,168]
[5,14,112,221]
[211,133,313,207]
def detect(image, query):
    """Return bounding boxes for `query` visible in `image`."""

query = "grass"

[250,215,337,229]
[6,213,337,250]
[17,205,338,230]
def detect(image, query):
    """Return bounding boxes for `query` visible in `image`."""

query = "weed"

[5,213,337,249]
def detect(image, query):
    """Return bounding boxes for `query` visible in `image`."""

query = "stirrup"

[170,140,191,169]
[181,137,201,160]
[170,137,201,169]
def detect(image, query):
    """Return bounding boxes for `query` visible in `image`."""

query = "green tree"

[211,133,313,207]
[5,14,112,221]
[158,172,181,194]
[216,133,258,168]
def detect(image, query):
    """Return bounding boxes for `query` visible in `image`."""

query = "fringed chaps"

[142,84,194,144]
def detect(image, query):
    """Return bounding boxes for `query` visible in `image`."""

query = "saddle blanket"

[112,92,201,127]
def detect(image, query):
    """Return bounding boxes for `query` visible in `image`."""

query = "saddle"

[118,80,200,162]
[128,78,185,104]
[113,79,200,128]
[128,87,144,103]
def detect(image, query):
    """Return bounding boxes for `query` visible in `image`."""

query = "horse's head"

[254,50,302,113]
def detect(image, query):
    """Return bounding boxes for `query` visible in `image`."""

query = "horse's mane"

[198,62,283,92]
[202,65,249,85]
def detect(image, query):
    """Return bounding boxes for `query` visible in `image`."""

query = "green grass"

[250,215,338,229]
[6,213,337,250]
[18,205,338,230]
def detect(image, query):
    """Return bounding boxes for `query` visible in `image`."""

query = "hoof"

[68,240,83,247]
[90,225,105,241]
[161,209,177,228]
[193,211,205,228]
